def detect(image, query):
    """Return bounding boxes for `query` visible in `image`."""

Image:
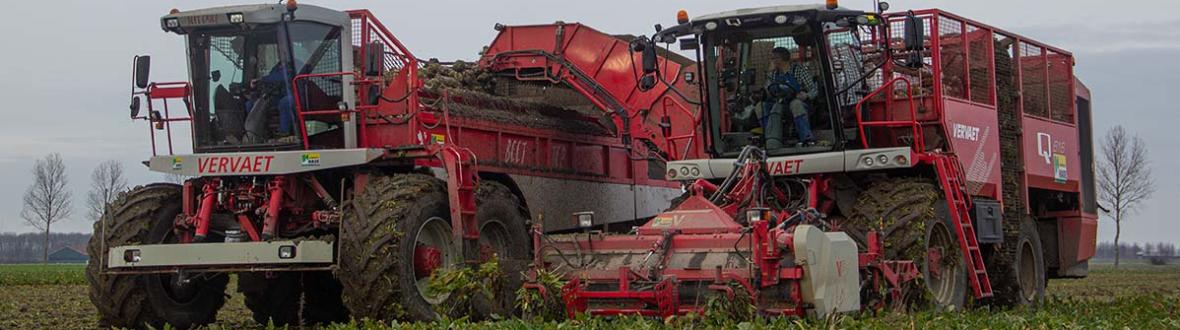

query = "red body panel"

[943,98,1002,199]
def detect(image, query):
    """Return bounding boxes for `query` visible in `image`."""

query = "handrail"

[658,95,701,160]
[135,81,194,156]
[291,71,382,149]
[853,76,924,152]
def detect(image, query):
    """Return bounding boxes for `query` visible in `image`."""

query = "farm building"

[48,246,87,264]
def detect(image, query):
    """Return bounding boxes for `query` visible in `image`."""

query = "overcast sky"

[0,0,1175,245]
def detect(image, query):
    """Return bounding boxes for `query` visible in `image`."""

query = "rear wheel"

[239,272,301,326]
[86,184,228,329]
[471,181,531,318]
[239,270,350,327]
[339,174,457,321]
[844,178,967,312]
[988,219,1046,306]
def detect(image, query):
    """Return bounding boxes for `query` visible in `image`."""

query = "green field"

[1,263,1177,329]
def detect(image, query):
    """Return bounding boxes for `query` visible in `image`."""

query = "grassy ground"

[0,263,1177,329]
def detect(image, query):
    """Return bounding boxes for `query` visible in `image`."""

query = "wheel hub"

[926,247,943,279]
[413,216,459,305]
[413,246,443,279]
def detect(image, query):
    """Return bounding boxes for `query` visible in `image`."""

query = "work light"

[575,211,595,229]
[228,13,245,24]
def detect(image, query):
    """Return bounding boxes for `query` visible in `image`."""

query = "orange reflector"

[826,0,838,9]
[677,10,689,24]
[169,8,180,14]
[286,0,298,11]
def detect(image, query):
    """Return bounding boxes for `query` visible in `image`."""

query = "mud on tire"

[86,184,228,329]
[987,219,1046,306]
[471,181,531,318]
[239,271,350,326]
[842,177,967,311]
[338,174,453,321]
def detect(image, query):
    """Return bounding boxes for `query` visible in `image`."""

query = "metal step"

[933,155,994,298]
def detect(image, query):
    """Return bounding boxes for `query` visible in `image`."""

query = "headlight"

[123,249,141,263]
[667,169,678,179]
[278,245,296,259]
[863,157,874,166]
[877,155,890,165]
[689,167,700,177]
[774,15,788,24]
[228,13,245,23]
[164,18,180,28]
[704,21,718,31]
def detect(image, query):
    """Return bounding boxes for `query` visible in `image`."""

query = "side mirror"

[642,45,658,74]
[211,70,222,83]
[365,42,384,77]
[129,96,141,118]
[902,12,924,51]
[134,55,151,89]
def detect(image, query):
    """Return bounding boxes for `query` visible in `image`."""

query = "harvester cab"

[654,5,887,155]
[645,4,923,182]
[134,3,358,153]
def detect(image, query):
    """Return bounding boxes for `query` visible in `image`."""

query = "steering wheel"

[251,80,285,98]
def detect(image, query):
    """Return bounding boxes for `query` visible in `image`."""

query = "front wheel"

[86,184,228,329]
[843,178,967,312]
[338,174,457,321]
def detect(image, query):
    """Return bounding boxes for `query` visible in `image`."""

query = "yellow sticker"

[430,134,446,145]
[301,152,322,167]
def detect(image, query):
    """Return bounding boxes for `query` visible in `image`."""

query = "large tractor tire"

[239,272,301,326]
[239,271,351,326]
[301,271,351,324]
[987,219,1046,306]
[471,181,531,318]
[338,174,458,321]
[86,184,228,329]
[843,178,968,312]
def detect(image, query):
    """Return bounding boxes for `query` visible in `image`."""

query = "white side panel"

[149,148,384,177]
[664,147,915,181]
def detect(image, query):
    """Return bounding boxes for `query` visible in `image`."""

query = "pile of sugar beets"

[413,59,612,136]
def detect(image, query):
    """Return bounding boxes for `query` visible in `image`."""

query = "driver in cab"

[763,46,818,149]
[244,57,301,144]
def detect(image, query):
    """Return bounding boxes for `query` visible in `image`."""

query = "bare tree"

[20,153,73,263]
[1097,125,1155,268]
[86,160,128,221]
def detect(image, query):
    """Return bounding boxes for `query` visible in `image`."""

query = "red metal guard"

[136,82,194,156]
[854,77,925,152]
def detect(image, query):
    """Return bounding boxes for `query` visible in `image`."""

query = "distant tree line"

[1094,241,1178,261]
[0,232,90,264]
